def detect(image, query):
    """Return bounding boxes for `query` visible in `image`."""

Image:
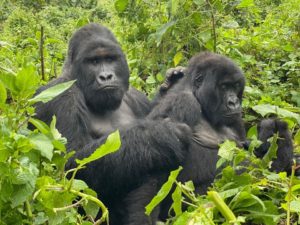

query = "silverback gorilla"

[124,52,294,225]
[33,23,191,224]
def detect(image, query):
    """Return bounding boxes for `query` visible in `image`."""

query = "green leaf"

[294,128,300,146]
[50,116,63,140]
[208,191,237,223]
[11,184,34,208]
[29,133,54,160]
[29,80,76,104]
[171,185,182,216]
[218,140,237,161]
[15,66,39,97]
[76,17,90,28]
[29,118,50,135]
[173,212,190,225]
[114,0,129,13]
[252,104,300,124]
[245,201,280,225]
[262,134,278,167]
[288,200,300,212]
[76,130,121,166]
[0,73,17,94]
[150,21,176,46]
[146,75,156,84]
[72,179,88,191]
[145,167,182,215]
[173,52,183,66]
[237,0,255,8]
[83,189,100,219]
[247,125,257,139]
[0,80,7,104]
[169,0,180,17]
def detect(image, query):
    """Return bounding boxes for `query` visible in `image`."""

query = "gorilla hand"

[160,66,186,93]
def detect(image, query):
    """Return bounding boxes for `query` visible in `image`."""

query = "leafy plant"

[0,68,121,224]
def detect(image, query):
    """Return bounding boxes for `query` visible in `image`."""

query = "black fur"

[124,52,246,224]
[125,52,294,225]
[33,23,190,225]
[255,118,294,174]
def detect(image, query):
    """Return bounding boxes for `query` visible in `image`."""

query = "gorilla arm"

[67,118,191,201]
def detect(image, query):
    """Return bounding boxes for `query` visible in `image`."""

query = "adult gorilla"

[124,52,294,224]
[33,23,190,224]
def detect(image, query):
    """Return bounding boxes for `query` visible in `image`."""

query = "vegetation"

[0,0,299,224]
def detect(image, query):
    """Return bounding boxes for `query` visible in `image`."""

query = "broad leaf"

[29,80,76,104]
[252,104,300,124]
[173,52,183,66]
[145,167,182,215]
[30,133,54,160]
[76,130,121,166]
[114,0,129,13]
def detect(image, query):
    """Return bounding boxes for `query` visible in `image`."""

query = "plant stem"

[70,189,109,224]
[206,0,217,52]
[25,200,33,219]
[208,191,239,225]
[286,164,296,225]
[40,25,45,80]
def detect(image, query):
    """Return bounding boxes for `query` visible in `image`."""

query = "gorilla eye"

[106,56,116,63]
[195,75,203,83]
[220,84,227,90]
[89,57,101,65]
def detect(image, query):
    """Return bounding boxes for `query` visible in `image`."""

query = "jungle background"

[0,0,300,224]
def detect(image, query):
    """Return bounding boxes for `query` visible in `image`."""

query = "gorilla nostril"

[99,75,106,81]
[107,74,113,80]
[228,98,240,109]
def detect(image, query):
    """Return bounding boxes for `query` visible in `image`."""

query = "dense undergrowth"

[0,0,300,224]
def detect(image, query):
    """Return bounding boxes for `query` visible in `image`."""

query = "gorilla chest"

[89,101,136,138]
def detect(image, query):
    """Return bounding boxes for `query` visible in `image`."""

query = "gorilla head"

[64,23,130,114]
[185,52,245,127]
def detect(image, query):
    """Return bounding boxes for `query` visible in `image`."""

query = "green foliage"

[151,139,300,225]
[0,0,300,224]
[0,69,121,224]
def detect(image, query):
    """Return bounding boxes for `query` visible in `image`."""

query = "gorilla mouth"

[224,111,242,117]
[100,85,119,90]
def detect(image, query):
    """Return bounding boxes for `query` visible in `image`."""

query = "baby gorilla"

[255,118,294,174]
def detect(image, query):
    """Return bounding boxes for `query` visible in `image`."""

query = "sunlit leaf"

[76,130,121,166]
[252,104,300,124]
[145,167,182,215]
[173,52,183,66]
[0,80,7,104]
[30,133,54,160]
[114,0,129,13]
[171,185,182,216]
[29,80,76,104]
[237,0,255,8]
[150,21,176,46]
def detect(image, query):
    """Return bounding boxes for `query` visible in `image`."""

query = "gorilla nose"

[97,73,115,83]
[227,96,240,110]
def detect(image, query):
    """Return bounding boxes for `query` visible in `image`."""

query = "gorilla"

[255,118,294,174]
[124,52,294,225]
[32,23,191,224]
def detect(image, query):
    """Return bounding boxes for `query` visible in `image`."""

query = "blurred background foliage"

[0,0,299,105]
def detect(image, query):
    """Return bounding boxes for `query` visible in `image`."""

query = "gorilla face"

[68,24,130,114]
[187,52,245,126]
